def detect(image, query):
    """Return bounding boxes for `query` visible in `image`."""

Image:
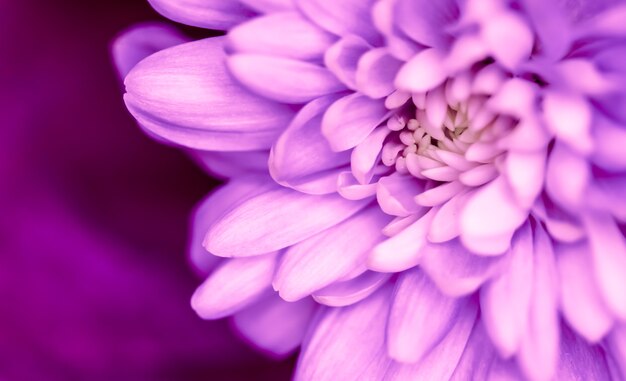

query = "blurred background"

[0,0,294,379]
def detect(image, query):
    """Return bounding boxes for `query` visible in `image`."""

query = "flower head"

[116,0,626,379]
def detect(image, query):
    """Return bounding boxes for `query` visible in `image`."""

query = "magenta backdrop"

[0,0,294,380]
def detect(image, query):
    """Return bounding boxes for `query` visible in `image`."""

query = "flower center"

[380,81,513,188]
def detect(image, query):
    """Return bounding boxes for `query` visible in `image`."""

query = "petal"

[270,95,350,188]
[556,241,614,342]
[227,12,336,61]
[124,37,295,151]
[337,171,379,200]
[428,190,474,243]
[228,54,345,103]
[189,176,273,274]
[351,127,390,184]
[112,22,188,79]
[273,207,390,301]
[312,271,391,307]
[546,142,590,210]
[233,293,316,358]
[294,0,382,44]
[355,48,403,98]
[321,93,389,151]
[205,184,369,257]
[376,174,424,217]
[481,10,533,70]
[386,300,477,380]
[147,0,254,29]
[295,286,393,381]
[591,114,626,171]
[368,208,435,273]
[504,149,546,209]
[387,268,464,363]
[193,150,268,179]
[606,324,626,380]
[581,211,626,319]
[394,0,458,49]
[480,222,534,357]
[420,239,506,297]
[237,0,294,13]
[191,253,278,319]
[324,35,372,90]
[543,91,593,154]
[556,324,613,381]
[517,226,560,381]
[450,321,498,381]
[395,48,448,93]
[460,177,528,255]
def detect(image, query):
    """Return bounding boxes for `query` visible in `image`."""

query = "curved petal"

[237,0,295,13]
[204,184,369,257]
[312,271,390,307]
[324,35,372,90]
[147,0,254,30]
[227,12,336,60]
[355,48,403,98]
[228,54,345,103]
[124,37,295,150]
[233,293,316,358]
[274,207,389,301]
[112,22,188,79]
[394,0,458,49]
[321,93,389,151]
[395,48,447,93]
[193,150,269,178]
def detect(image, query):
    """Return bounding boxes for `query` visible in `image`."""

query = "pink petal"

[543,91,593,154]
[295,286,393,380]
[394,0,458,49]
[205,185,369,257]
[517,226,559,381]
[581,211,626,319]
[546,142,590,210]
[237,0,294,13]
[368,208,435,272]
[273,207,389,301]
[147,0,254,30]
[479,222,533,357]
[556,242,613,342]
[387,268,464,363]
[504,149,546,209]
[395,48,448,93]
[124,37,295,151]
[270,95,350,189]
[386,300,477,380]
[376,174,424,217]
[227,12,336,61]
[481,10,533,70]
[355,48,403,98]
[337,171,378,200]
[193,150,269,179]
[351,127,389,185]
[556,324,613,380]
[591,115,626,171]
[420,239,506,297]
[321,93,389,151]
[228,54,345,104]
[191,253,278,319]
[233,293,316,358]
[449,321,497,381]
[312,271,391,307]
[294,0,382,44]
[428,190,474,243]
[460,177,528,255]
[324,35,372,90]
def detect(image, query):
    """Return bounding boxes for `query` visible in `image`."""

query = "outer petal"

[147,0,254,30]
[295,286,393,381]
[204,184,369,257]
[480,222,534,357]
[274,207,389,301]
[193,150,269,179]
[312,271,391,307]
[124,37,296,151]
[228,54,345,104]
[237,0,294,13]
[387,268,464,363]
[191,253,278,319]
[355,48,403,98]
[227,12,336,61]
[324,35,372,90]
[233,293,316,358]
[112,22,188,79]
[295,0,382,44]
[395,48,447,93]
[394,0,458,49]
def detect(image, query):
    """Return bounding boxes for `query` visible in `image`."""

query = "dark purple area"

[0,0,294,379]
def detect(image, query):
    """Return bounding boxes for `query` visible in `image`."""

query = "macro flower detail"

[115,0,626,380]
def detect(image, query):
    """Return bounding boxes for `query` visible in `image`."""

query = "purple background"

[0,0,294,379]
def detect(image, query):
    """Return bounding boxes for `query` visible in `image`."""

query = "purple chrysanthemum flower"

[115,0,626,379]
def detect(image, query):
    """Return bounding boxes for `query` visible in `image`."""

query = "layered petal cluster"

[116,1,626,380]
